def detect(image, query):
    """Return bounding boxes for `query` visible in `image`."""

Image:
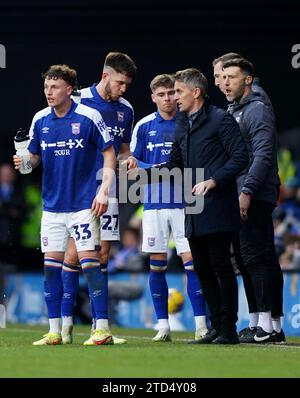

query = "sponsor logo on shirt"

[40,139,84,156]
[107,126,125,138]
[146,141,173,155]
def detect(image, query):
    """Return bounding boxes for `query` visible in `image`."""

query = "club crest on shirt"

[148,237,155,247]
[42,237,48,246]
[71,123,80,135]
[117,112,124,122]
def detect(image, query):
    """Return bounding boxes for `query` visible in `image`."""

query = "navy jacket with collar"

[162,101,249,238]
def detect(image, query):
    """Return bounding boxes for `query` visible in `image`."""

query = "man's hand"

[13,153,40,170]
[192,178,216,196]
[239,192,251,221]
[13,155,22,170]
[92,187,109,217]
[122,156,138,172]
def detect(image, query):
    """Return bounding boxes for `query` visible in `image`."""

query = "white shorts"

[100,198,120,241]
[41,209,100,253]
[142,208,190,254]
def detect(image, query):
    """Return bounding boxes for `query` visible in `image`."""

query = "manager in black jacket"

[161,68,248,344]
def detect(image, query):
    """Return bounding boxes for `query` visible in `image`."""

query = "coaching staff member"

[149,69,248,344]
[222,58,284,343]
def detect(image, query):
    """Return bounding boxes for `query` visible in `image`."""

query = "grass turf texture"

[0,324,300,378]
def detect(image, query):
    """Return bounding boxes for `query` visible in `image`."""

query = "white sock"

[91,318,96,332]
[62,316,73,328]
[195,315,207,331]
[158,319,170,330]
[249,312,259,328]
[49,318,61,334]
[96,319,109,331]
[257,311,273,333]
[272,317,282,333]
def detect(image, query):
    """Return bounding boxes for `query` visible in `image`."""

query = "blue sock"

[44,258,63,319]
[89,263,108,321]
[149,259,168,320]
[81,258,108,319]
[90,298,96,321]
[100,263,108,280]
[184,260,206,316]
[61,263,80,317]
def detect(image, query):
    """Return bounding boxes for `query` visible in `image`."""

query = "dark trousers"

[188,232,238,334]
[239,200,284,317]
[232,232,258,314]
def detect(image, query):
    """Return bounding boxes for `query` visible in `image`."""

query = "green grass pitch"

[1,324,300,378]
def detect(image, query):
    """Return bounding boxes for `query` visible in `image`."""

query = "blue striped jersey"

[28,100,112,212]
[130,112,184,210]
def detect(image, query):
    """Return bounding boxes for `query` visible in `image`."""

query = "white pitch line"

[2,327,300,348]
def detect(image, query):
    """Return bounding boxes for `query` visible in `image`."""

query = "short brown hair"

[212,52,242,67]
[174,68,208,98]
[222,58,254,77]
[42,64,77,88]
[104,52,137,79]
[150,74,175,92]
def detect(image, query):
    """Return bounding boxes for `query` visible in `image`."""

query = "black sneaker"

[212,332,240,345]
[239,327,257,343]
[238,327,249,338]
[273,329,287,345]
[188,328,220,344]
[254,327,276,344]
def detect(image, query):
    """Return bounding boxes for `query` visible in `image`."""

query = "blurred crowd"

[1,145,300,274]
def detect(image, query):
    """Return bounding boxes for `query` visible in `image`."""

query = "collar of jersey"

[91,84,120,105]
[50,100,77,119]
[155,111,177,123]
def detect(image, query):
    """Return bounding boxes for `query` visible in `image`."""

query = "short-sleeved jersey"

[80,84,133,164]
[28,100,112,212]
[130,112,184,210]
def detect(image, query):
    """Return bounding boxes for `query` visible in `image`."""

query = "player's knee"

[99,247,110,264]
[64,252,79,266]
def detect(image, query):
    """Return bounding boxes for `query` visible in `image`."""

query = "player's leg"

[82,240,111,345]
[170,208,207,340]
[33,211,67,345]
[142,209,170,342]
[87,240,112,336]
[70,209,112,345]
[96,199,126,345]
[61,237,80,344]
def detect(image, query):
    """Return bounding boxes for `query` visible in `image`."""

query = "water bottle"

[14,128,32,174]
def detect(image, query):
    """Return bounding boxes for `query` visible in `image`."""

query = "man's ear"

[151,93,156,104]
[245,75,253,86]
[194,87,201,99]
[102,71,110,82]
[67,86,74,96]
